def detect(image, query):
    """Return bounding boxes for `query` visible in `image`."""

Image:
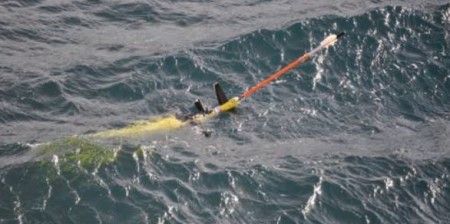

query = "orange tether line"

[240,53,311,99]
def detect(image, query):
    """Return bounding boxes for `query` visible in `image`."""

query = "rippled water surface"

[1,0,450,223]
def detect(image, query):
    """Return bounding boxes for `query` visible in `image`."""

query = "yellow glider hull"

[88,97,240,138]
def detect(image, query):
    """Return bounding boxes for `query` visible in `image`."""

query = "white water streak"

[42,178,53,210]
[302,176,323,216]
[52,154,60,176]
[9,186,24,224]
[384,177,394,191]
[220,191,239,217]
[312,56,325,91]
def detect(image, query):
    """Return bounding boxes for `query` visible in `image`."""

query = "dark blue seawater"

[1,0,450,223]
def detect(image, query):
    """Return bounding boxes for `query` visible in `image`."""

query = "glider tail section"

[194,82,235,114]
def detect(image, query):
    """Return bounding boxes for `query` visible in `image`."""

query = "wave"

[0,3,450,223]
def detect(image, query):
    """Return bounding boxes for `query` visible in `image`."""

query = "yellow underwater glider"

[90,33,345,138]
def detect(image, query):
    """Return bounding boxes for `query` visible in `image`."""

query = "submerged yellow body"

[90,115,186,138]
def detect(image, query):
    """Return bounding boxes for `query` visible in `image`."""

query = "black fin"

[194,99,206,113]
[214,82,228,105]
[214,82,237,113]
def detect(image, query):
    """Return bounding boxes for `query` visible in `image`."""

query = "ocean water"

[1,0,450,223]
